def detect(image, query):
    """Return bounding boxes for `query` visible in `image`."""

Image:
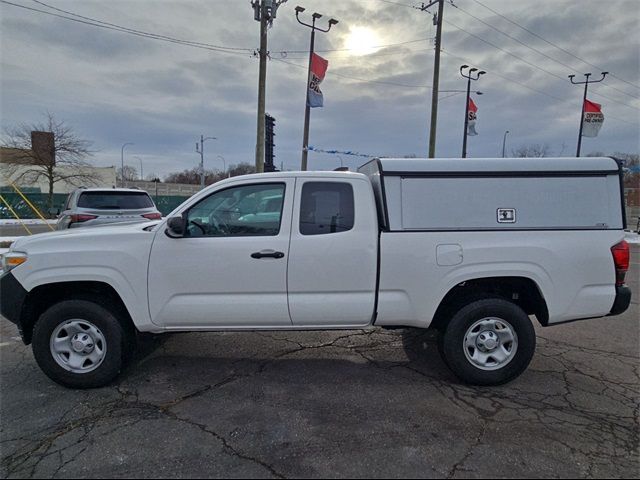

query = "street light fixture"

[120,142,134,187]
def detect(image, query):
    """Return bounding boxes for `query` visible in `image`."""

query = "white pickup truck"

[0,157,631,389]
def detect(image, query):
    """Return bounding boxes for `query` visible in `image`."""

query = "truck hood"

[10,221,161,254]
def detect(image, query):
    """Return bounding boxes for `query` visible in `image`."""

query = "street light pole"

[217,155,227,176]
[120,142,134,187]
[295,6,338,171]
[568,72,608,157]
[196,135,216,189]
[460,65,485,158]
[502,130,510,158]
[134,156,143,180]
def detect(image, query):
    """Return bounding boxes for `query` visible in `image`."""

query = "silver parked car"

[56,188,162,229]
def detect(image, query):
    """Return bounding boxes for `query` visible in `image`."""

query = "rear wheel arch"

[19,281,137,345]
[430,276,549,330]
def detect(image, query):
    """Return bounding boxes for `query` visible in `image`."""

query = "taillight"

[142,213,162,220]
[611,240,630,286]
[70,214,97,224]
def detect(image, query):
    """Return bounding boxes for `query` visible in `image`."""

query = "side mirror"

[165,215,185,238]
[48,207,60,217]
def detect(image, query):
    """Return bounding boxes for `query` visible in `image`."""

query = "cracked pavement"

[1,247,638,478]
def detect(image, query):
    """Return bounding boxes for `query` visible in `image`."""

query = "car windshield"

[77,191,155,210]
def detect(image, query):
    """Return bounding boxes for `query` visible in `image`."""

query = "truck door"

[287,177,378,327]
[148,180,294,328]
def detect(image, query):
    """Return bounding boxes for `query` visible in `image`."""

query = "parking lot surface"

[1,247,638,478]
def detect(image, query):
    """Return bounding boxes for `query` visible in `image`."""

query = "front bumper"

[0,270,27,326]
[608,285,632,316]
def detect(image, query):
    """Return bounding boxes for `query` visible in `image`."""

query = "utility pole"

[460,65,485,158]
[295,6,338,171]
[502,130,509,158]
[422,0,446,158]
[252,0,287,173]
[569,72,608,157]
[196,135,216,189]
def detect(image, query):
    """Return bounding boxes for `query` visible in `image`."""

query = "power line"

[15,1,435,59]
[274,57,433,88]
[376,0,640,108]
[272,37,431,55]
[469,0,640,92]
[441,16,640,112]
[0,0,252,55]
[452,3,639,101]
[30,0,252,52]
[441,48,638,127]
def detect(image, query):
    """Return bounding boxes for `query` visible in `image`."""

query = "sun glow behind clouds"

[344,26,382,56]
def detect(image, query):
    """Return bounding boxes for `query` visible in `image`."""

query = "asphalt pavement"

[1,247,638,478]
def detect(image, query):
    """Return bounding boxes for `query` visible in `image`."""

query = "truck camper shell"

[358,157,625,232]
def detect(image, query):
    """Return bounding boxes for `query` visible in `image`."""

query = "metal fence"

[0,192,191,219]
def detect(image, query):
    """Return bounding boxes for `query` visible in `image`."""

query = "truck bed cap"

[375,157,620,175]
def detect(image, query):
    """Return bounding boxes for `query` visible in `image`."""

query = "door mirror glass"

[166,216,185,238]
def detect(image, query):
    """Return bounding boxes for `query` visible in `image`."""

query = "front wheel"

[32,300,131,389]
[439,298,536,386]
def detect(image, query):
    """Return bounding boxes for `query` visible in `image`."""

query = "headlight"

[1,252,28,273]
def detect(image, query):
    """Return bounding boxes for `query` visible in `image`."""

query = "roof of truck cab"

[372,157,620,174]
[212,170,366,184]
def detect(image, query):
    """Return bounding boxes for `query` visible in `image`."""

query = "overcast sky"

[1,0,639,178]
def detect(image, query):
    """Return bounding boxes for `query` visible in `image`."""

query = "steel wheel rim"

[463,317,518,371]
[50,319,107,374]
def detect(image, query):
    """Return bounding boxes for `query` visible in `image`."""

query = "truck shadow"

[119,328,457,396]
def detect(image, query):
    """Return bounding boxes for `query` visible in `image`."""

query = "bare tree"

[1,113,98,210]
[117,165,139,183]
[163,163,256,186]
[512,144,551,158]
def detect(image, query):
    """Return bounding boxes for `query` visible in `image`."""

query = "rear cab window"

[78,191,155,210]
[300,182,355,235]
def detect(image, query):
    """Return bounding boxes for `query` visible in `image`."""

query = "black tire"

[439,298,536,386]
[32,300,130,389]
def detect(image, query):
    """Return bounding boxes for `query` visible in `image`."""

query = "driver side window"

[186,183,285,237]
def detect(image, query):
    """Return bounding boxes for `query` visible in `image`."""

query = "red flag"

[308,53,328,108]
[583,99,604,137]
[467,97,478,136]
[468,97,478,113]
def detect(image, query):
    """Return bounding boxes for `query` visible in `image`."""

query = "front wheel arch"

[19,281,137,345]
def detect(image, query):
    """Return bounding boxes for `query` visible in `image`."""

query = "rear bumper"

[608,285,632,316]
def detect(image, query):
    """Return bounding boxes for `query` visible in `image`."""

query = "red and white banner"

[308,53,328,108]
[467,97,478,136]
[582,99,604,137]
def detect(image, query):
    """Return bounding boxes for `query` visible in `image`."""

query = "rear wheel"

[438,298,535,386]
[32,300,131,389]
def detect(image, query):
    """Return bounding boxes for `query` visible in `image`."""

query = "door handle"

[251,250,285,259]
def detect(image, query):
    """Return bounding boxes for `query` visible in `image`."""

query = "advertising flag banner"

[582,99,604,137]
[467,97,478,136]
[308,53,328,108]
